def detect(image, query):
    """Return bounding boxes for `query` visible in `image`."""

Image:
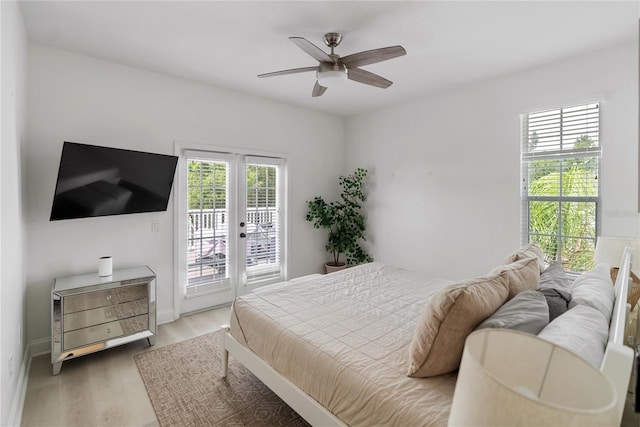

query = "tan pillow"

[502,242,546,273]
[407,273,510,377]
[489,257,541,300]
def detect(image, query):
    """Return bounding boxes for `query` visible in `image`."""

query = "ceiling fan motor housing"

[323,32,342,48]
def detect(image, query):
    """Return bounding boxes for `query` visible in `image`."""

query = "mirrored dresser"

[51,266,156,375]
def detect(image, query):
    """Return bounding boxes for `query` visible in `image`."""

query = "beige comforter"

[230,262,457,426]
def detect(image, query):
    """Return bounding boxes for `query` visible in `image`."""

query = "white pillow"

[568,263,614,320]
[537,305,609,368]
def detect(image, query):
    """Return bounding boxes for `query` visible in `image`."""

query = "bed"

[222,244,635,426]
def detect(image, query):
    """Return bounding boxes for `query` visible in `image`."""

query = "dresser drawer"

[64,283,148,314]
[63,314,149,350]
[63,298,148,332]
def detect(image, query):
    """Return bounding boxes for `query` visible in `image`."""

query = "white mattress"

[230,262,457,426]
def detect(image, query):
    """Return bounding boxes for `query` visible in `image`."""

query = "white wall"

[1,1,28,425]
[25,44,344,349]
[346,42,638,280]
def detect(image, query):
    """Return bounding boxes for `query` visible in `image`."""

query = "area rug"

[134,330,310,426]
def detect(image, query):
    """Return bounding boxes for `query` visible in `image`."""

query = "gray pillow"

[538,262,571,292]
[536,287,572,321]
[476,290,549,334]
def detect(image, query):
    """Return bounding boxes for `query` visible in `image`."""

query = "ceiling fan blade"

[258,66,319,78]
[290,37,334,63]
[341,45,406,68]
[312,81,327,97]
[348,67,392,89]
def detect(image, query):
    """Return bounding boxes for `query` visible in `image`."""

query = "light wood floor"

[21,306,231,427]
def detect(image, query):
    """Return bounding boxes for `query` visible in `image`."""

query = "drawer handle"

[106,311,112,318]
[106,295,112,301]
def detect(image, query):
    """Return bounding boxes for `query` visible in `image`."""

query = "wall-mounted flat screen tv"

[50,141,179,221]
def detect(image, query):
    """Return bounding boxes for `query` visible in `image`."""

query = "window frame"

[520,102,602,272]
[183,151,234,297]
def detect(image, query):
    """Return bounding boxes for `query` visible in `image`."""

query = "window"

[521,103,601,272]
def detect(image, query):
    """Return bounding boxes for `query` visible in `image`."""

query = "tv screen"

[50,142,179,221]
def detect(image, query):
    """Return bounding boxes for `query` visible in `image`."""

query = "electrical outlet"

[8,355,13,379]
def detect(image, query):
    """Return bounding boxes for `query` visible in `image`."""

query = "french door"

[177,150,285,314]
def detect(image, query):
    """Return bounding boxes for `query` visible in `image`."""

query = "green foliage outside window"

[246,164,276,209]
[527,134,598,272]
[188,160,227,210]
[187,161,276,211]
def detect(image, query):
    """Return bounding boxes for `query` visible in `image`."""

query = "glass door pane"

[181,152,236,314]
[244,161,282,286]
[187,159,230,292]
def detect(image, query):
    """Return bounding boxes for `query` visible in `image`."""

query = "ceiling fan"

[258,33,406,97]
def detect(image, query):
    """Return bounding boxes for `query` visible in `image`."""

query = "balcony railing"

[188,207,277,245]
[187,207,278,286]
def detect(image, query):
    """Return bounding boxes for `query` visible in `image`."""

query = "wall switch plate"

[151,220,159,232]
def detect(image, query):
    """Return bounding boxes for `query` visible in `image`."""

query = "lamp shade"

[449,329,617,426]
[316,69,347,88]
[595,236,640,274]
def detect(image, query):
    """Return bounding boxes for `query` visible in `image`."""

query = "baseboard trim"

[157,307,178,325]
[29,337,50,358]
[7,345,31,427]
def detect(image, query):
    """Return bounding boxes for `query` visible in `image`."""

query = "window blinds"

[186,157,232,296]
[244,159,283,285]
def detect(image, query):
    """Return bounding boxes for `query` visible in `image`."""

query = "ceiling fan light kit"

[317,63,348,88]
[258,32,406,97]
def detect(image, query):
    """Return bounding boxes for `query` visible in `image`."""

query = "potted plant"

[306,168,373,273]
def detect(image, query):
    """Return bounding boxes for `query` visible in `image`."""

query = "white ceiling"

[20,1,639,116]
